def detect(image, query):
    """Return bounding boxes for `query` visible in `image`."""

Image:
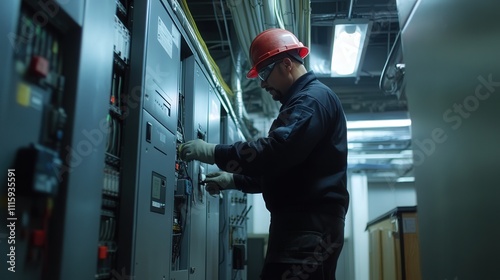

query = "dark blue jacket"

[214,71,349,218]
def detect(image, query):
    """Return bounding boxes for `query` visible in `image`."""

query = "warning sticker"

[157,16,173,58]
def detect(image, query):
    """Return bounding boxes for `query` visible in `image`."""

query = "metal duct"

[231,51,248,120]
[227,0,264,62]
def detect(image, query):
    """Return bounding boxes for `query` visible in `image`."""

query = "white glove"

[179,139,216,164]
[204,171,236,195]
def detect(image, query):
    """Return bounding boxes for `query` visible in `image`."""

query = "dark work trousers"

[260,208,346,280]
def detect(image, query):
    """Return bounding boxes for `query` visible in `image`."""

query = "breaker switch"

[29,56,49,78]
[98,246,108,260]
[146,122,152,143]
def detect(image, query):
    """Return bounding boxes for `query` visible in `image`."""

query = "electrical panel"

[179,55,211,280]
[0,1,247,279]
[170,51,223,280]
[117,0,180,279]
[96,1,132,278]
[143,0,180,135]
[134,110,176,279]
[219,117,249,280]
[0,1,115,279]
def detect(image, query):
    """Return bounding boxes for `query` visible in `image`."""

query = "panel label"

[157,16,173,58]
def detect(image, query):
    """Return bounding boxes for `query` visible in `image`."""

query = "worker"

[179,28,349,280]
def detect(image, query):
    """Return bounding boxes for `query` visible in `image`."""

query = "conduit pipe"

[227,0,264,62]
[348,0,354,20]
[261,0,280,29]
[277,0,294,32]
[231,51,249,120]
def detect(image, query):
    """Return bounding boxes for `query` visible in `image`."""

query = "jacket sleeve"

[233,174,263,193]
[214,94,333,176]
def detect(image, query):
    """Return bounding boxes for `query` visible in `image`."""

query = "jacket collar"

[279,71,317,105]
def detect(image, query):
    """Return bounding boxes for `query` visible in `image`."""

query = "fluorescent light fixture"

[397,176,415,183]
[331,19,371,77]
[347,119,412,129]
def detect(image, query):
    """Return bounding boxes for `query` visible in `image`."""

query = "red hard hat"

[246,28,309,79]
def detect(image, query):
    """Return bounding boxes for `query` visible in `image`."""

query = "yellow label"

[16,82,31,107]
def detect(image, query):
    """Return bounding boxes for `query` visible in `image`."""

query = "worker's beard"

[269,88,283,101]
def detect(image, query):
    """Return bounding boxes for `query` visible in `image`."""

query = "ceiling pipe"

[232,51,249,120]
[261,0,281,29]
[348,0,354,20]
[227,0,263,62]
[278,0,295,32]
[218,0,237,70]
[249,0,265,34]
[212,1,225,51]
[296,0,311,68]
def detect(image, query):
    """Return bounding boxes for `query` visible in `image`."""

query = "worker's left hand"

[178,139,216,164]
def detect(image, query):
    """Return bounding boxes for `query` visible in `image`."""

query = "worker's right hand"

[204,171,236,195]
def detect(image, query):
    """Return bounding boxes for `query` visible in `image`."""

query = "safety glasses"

[258,61,280,81]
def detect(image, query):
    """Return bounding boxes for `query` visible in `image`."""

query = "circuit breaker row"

[0,1,248,280]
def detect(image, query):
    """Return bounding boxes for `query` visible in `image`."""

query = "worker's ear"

[282,57,293,70]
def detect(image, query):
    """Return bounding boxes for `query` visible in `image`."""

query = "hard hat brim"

[247,67,258,79]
